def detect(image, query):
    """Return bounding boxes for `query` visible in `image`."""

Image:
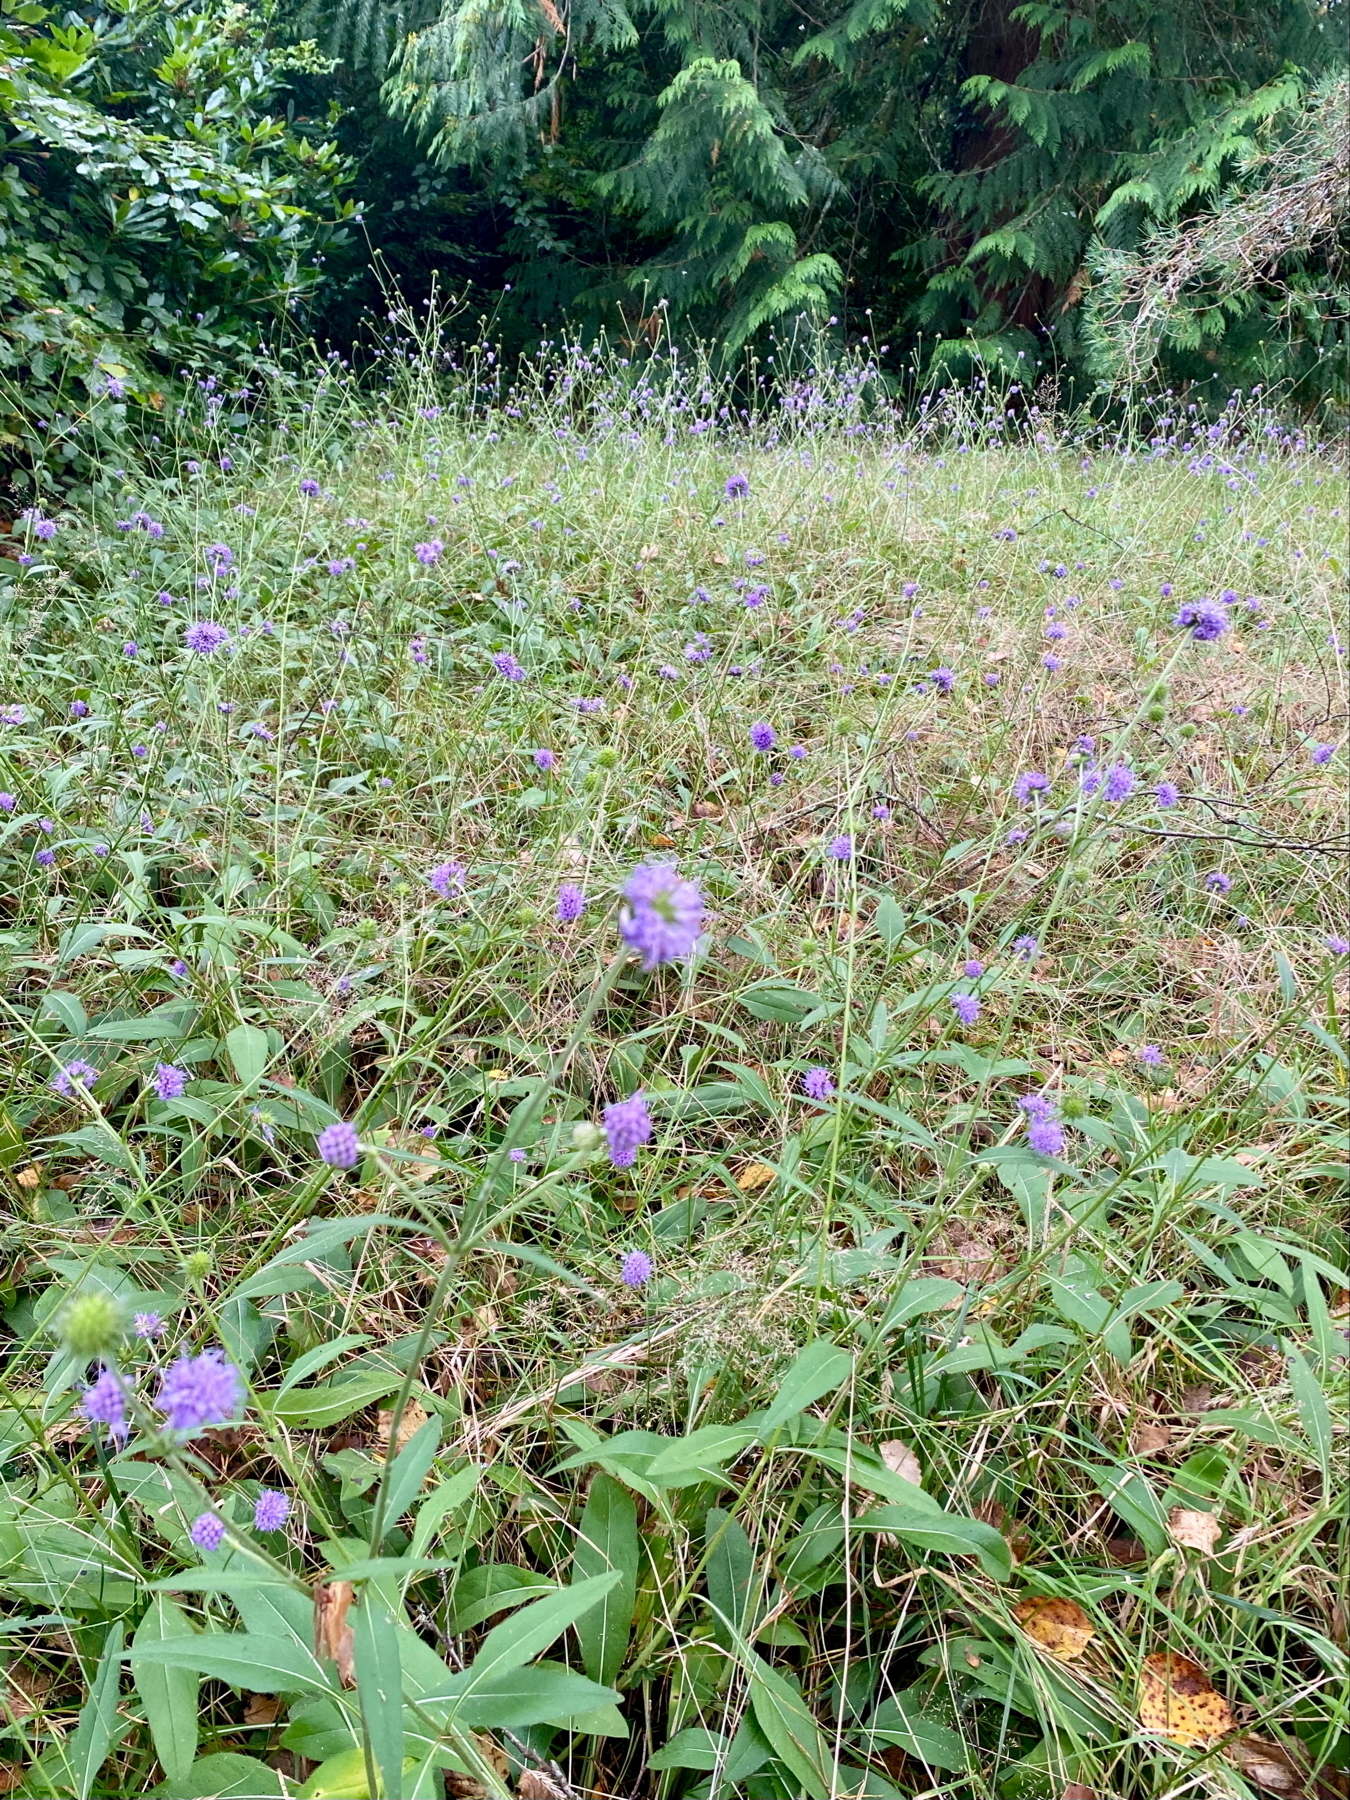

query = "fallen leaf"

[1138,1651,1234,1745]
[1234,1736,1306,1795]
[13,1166,40,1190]
[1104,1536,1147,1565]
[517,1775,569,1799]
[445,1735,513,1797]
[243,1694,281,1726]
[648,833,677,849]
[735,1162,776,1194]
[0,1767,25,1794]
[1013,1595,1096,1660]
[1131,1422,1172,1455]
[879,1440,923,1487]
[313,1581,356,1688]
[1181,1384,1213,1414]
[1062,1786,1098,1800]
[638,543,660,560]
[1168,1508,1221,1555]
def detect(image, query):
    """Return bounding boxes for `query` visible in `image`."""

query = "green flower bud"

[594,746,619,770]
[1060,1095,1089,1120]
[355,918,379,941]
[56,1292,125,1359]
[570,1121,602,1153]
[182,1250,212,1284]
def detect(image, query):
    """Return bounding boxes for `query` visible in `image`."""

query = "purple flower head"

[51,1059,98,1098]
[157,1349,241,1433]
[169,958,189,978]
[317,1121,360,1169]
[36,848,55,867]
[1204,871,1232,894]
[428,860,466,898]
[69,700,89,718]
[1326,935,1350,955]
[802,1066,835,1100]
[533,748,557,772]
[1137,1044,1164,1066]
[928,667,956,693]
[962,959,984,979]
[300,478,321,497]
[1014,771,1050,805]
[1174,599,1230,642]
[749,721,776,752]
[33,517,58,541]
[902,581,920,600]
[1012,934,1039,962]
[492,651,526,681]
[828,834,853,862]
[1042,654,1063,672]
[1018,1094,1064,1157]
[1310,744,1334,766]
[604,1091,653,1168]
[618,863,704,968]
[134,1311,163,1340]
[1155,781,1180,809]
[508,1147,527,1163]
[254,1489,290,1533]
[81,1368,128,1438]
[789,744,807,761]
[190,1512,226,1552]
[204,543,233,572]
[1102,763,1135,804]
[184,620,229,655]
[951,993,981,1025]
[153,1063,188,1102]
[620,1249,654,1288]
[724,474,750,499]
[415,539,444,565]
[556,882,586,923]
[0,705,25,727]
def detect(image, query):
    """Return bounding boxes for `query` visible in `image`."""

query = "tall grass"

[0,322,1345,1800]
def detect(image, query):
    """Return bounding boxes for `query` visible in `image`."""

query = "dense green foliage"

[0,0,349,490]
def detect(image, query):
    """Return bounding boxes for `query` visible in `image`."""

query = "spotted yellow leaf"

[1138,1652,1234,1745]
[1013,1595,1096,1660]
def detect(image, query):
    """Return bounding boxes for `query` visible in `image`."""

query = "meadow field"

[0,339,1346,1799]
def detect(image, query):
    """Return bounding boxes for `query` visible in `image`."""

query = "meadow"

[0,332,1346,1800]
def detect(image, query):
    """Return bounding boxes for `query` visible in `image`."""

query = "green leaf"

[422,1574,621,1716]
[66,1620,124,1799]
[379,1413,442,1527]
[644,1424,757,1483]
[866,1690,969,1771]
[132,1597,199,1782]
[705,1506,756,1649]
[165,1753,286,1798]
[746,1653,835,1799]
[737,982,822,1023]
[877,1278,964,1335]
[852,1506,1012,1580]
[450,1662,620,1731]
[450,1565,558,1633]
[1093,1464,1168,1554]
[1285,1344,1332,1481]
[123,1630,333,1695]
[572,1475,638,1687]
[647,1726,726,1771]
[759,1339,853,1432]
[262,1372,402,1428]
[225,1022,270,1088]
[353,1597,404,1800]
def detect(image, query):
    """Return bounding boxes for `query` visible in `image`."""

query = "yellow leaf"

[878,1439,923,1486]
[1137,1652,1234,1745]
[1167,1507,1221,1555]
[1013,1595,1096,1660]
[735,1161,776,1194]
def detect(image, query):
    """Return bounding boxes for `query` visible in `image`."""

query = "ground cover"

[0,341,1346,1799]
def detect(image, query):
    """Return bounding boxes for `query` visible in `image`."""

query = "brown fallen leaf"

[517,1774,569,1799]
[445,1734,514,1797]
[1104,1536,1147,1565]
[735,1161,776,1194]
[1013,1595,1096,1660]
[1062,1786,1099,1800]
[13,1166,40,1190]
[0,1766,25,1794]
[1233,1736,1307,1795]
[243,1694,281,1727]
[879,1440,923,1487]
[648,833,677,849]
[1181,1384,1213,1414]
[313,1580,356,1688]
[376,1398,430,1455]
[1168,1507,1221,1555]
[1138,1651,1234,1745]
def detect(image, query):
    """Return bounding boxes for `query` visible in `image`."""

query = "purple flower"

[1326,935,1350,955]
[204,543,233,572]
[1204,871,1232,894]
[33,517,58,541]
[1310,744,1334,765]
[508,1147,527,1163]
[428,860,466,898]
[184,620,230,655]
[134,1312,163,1339]
[1019,1094,1065,1157]
[1014,771,1050,805]
[1137,1045,1164,1066]
[190,1512,226,1552]
[254,1489,290,1533]
[152,1063,188,1101]
[300,478,321,496]
[169,959,189,978]
[317,1121,360,1169]
[533,748,557,772]
[69,700,89,718]
[1155,781,1180,809]
[724,474,750,499]
[828,835,853,861]
[1102,764,1135,803]
[51,1059,98,1098]
[36,848,55,867]
[1042,654,1063,672]
[928,667,956,693]
[749,721,776,752]
[0,705,25,727]
[0,793,14,811]
[81,1368,127,1438]
[157,1349,241,1433]
[618,863,704,968]
[1012,935,1039,961]
[962,959,984,979]
[604,1092,653,1168]
[789,745,807,761]
[556,883,586,923]
[951,994,981,1025]
[802,1066,835,1100]
[492,651,526,681]
[415,539,443,565]
[1174,599,1229,642]
[620,1249,654,1288]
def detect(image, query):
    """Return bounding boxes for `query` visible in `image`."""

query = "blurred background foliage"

[1,0,1346,492]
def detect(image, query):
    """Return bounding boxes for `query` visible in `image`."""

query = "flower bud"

[570,1121,602,1154]
[182,1250,212,1283]
[56,1292,125,1359]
